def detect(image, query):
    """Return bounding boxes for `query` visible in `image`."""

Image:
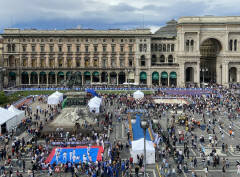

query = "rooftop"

[154,19,177,38]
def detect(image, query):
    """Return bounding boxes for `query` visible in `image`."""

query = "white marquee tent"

[0,107,19,133]
[88,96,102,113]
[130,138,155,164]
[47,91,64,105]
[133,90,144,99]
[8,105,25,125]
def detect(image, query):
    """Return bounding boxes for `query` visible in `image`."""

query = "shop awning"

[170,72,177,79]
[40,72,46,75]
[31,72,37,75]
[152,72,159,80]
[66,72,72,76]
[161,72,168,78]
[9,72,16,77]
[140,72,147,80]
[58,72,64,76]
[49,72,55,75]
[93,72,99,76]
[84,71,91,76]
[22,72,28,75]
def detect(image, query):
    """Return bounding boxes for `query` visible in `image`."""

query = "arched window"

[171,44,174,52]
[139,44,143,52]
[191,40,194,51]
[160,55,165,63]
[140,55,145,66]
[154,44,158,51]
[163,44,166,52]
[229,40,233,51]
[167,44,170,52]
[168,55,173,63]
[234,39,237,51]
[143,44,147,52]
[12,44,15,52]
[7,44,11,52]
[159,44,162,52]
[186,40,189,52]
[152,55,157,66]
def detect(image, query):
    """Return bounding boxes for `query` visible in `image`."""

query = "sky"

[1,0,240,33]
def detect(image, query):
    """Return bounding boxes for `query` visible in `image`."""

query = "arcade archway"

[200,38,222,83]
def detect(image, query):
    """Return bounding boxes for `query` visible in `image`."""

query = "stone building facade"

[1,16,240,88]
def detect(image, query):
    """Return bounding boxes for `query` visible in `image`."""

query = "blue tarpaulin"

[132,114,151,141]
[85,89,98,97]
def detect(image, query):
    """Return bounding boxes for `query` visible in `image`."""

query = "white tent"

[88,96,102,113]
[47,91,63,105]
[0,107,18,133]
[54,91,64,102]
[130,138,155,164]
[8,105,25,125]
[133,90,144,99]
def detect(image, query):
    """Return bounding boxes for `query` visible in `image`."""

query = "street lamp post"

[140,118,149,177]
[201,67,208,88]
[153,118,160,161]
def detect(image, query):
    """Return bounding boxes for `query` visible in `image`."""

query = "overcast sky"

[1,0,239,33]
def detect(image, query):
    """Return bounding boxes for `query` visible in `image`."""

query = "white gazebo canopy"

[131,138,155,164]
[133,90,144,99]
[88,96,102,113]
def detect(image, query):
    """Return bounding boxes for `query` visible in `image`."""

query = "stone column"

[195,61,200,85]
[90,54,93,67]
[55,57,58,68]
[29,75,31,85]
[37,56,40,68]
[178,62,185,87]
[147,71,152,86]
[116,73,119,85]
[116,54,120,68]
[222,62,229,86]
[107,55,111,68]
[237,67,240,83]
[216,61,222,85]
[38,74,40,85]
[46,74,49,86]
[82,75,84,85]
[16,75,20,86]
[168,74,170,87]
[81,54,84,67]
[46,56,49,68]
[108,74,110,84]
[56,74,58,85]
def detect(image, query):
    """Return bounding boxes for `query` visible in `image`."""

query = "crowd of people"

[0,85,239,177]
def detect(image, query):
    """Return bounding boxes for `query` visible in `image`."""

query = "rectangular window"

[120,59,124,67]
[32,45,35,52]
[58,45,62,52]
[67,45,71,52]
[103,46,106,52]
[59,59,63,67]
[93,59,98,67]
[120,46,124,52]
[40,45,45,52]
[129,59,133,67]
[76,60,80,67]
[22,45,26,52]
[94,46,98,52]
[111,58,116,67]
[102,58,107,68]
[129,45,133,52]
[50,45,54,52]
[111,46,115,52]
[76,45,80,52]
[85,46,88,52]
